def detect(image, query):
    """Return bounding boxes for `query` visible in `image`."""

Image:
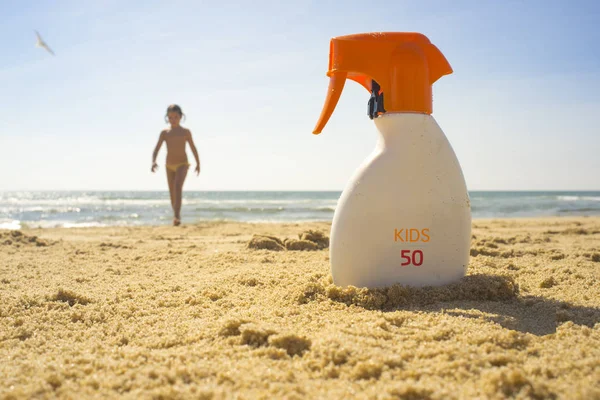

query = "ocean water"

[0,191,599,229]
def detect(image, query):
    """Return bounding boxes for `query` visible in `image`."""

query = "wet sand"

[0,217,599,399]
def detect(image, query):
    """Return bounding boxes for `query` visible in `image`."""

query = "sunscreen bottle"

[313,32,471,288]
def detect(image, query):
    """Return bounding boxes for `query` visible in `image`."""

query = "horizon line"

[2,189,600,193]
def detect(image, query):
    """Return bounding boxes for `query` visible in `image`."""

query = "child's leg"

[173,166,189,223]
[166,168,176,220]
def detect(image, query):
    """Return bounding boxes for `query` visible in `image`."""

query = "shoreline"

[4,214,600,232]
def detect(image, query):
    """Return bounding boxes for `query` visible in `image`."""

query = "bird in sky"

[35,30,55,56]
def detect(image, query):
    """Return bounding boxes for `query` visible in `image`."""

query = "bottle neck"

[374,112,434,149]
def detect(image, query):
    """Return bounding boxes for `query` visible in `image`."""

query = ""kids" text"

[394,228,430,243]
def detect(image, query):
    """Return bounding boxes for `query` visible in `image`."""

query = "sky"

[0,0,599,191]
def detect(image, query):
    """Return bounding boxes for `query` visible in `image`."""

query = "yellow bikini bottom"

[165,162,190,172]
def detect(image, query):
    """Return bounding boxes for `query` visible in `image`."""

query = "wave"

[1,198,169,207]
[20,220,131,229]
[0,198,339,208]
[0,220,21,230]
[557,195,600,202]
[557,196,579,201]
[192,206,335,213]
[0,206,82,214]
[557,207,600,213]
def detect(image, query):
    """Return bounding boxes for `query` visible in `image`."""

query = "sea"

[1,191,599,229]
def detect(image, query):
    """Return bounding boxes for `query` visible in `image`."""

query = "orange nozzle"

[313,72,347,134]
[313,32,452,134]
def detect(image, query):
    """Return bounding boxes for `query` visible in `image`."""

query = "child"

[151,104,200,226]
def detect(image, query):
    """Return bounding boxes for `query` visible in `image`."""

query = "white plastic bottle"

[313,32,471,289]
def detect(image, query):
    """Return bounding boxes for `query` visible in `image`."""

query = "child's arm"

[151,131,166,172]
[186,129,201,175]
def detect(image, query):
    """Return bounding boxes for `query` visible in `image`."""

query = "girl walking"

[151,104,200,226]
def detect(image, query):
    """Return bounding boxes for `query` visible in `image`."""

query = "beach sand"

[0,217,599,399]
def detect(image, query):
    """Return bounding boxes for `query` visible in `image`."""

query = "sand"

[0,217,599,399]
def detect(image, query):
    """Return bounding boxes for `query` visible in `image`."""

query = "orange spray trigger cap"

[312,32,452,134]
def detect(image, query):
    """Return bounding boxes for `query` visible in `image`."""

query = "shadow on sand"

[298,274,599,336]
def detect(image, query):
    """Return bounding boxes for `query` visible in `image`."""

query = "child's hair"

[165,104,186,123]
